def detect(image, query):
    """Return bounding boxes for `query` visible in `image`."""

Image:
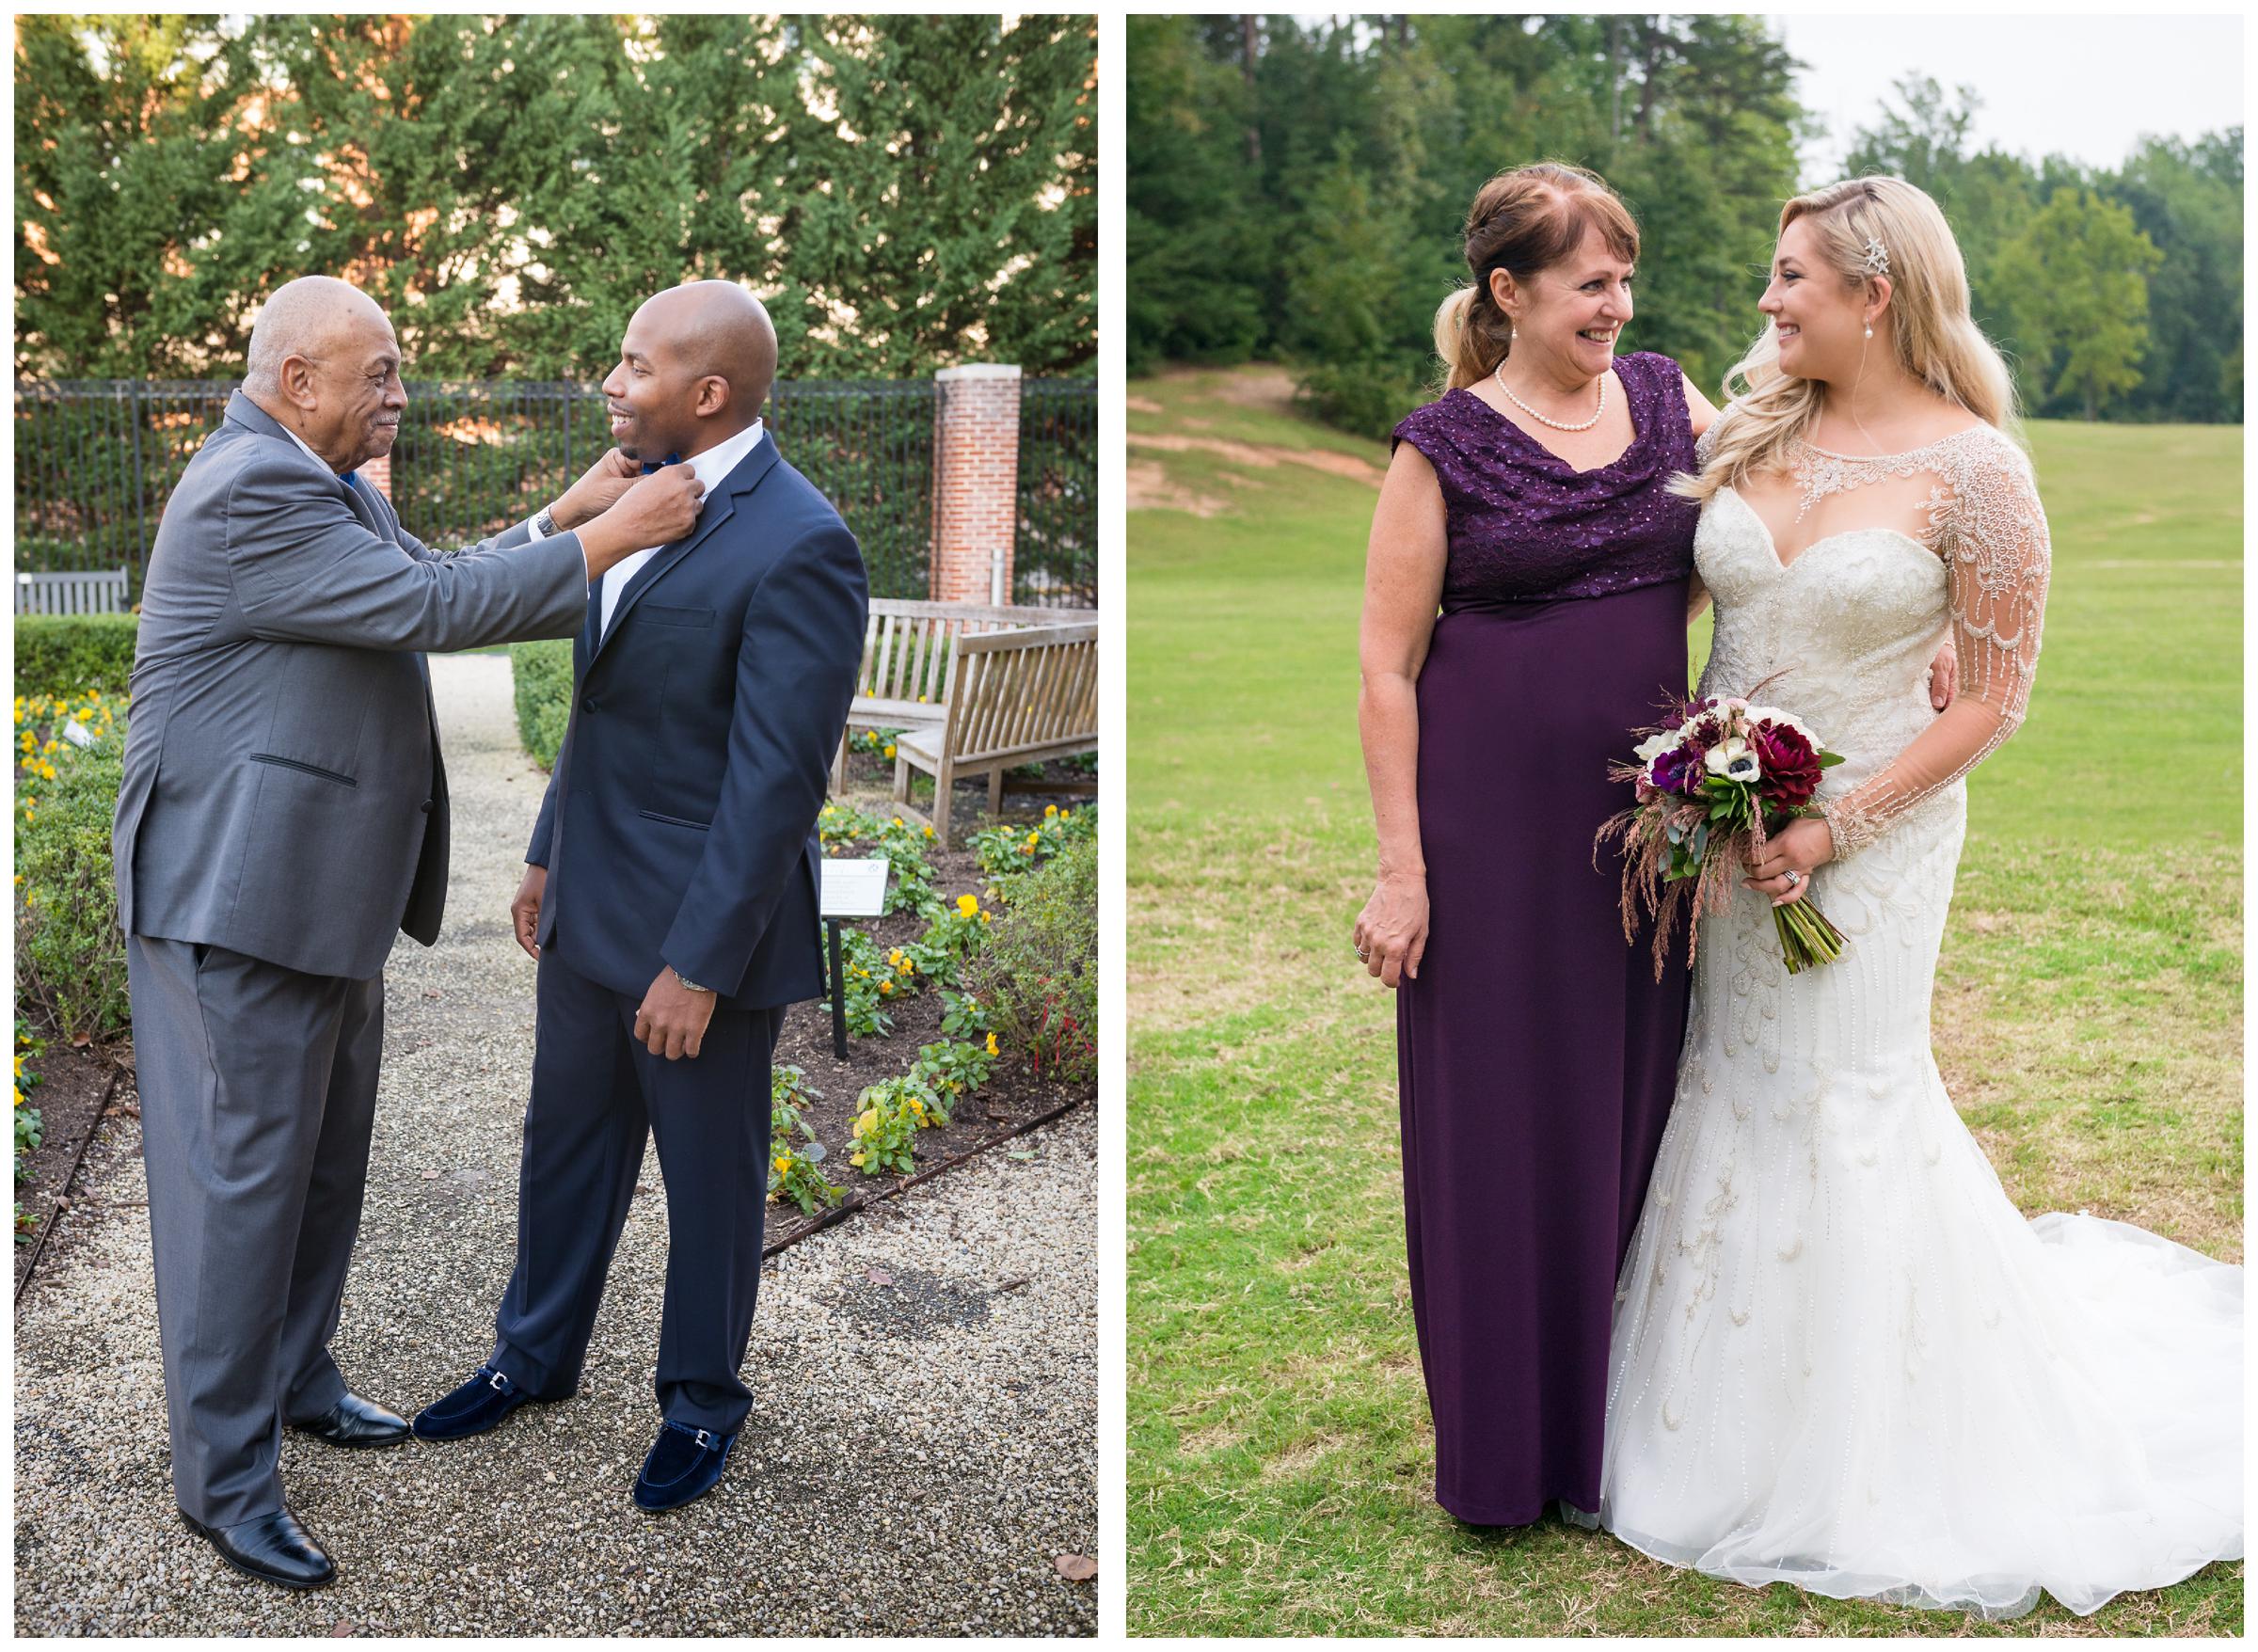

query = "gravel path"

[12,654,1098,1636]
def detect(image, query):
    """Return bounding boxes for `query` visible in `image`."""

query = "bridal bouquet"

[1597,693,1849,977]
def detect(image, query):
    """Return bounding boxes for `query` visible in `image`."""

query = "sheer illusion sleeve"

[1682,407,1733,623]
[1820,432,2050,857]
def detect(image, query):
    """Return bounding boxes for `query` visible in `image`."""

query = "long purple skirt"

[1397,580,1692,1526]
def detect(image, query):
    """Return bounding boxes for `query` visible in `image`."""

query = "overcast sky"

[1775,13,2246,184]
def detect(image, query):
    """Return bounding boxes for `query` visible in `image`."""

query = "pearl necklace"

[1493,360,1607,432]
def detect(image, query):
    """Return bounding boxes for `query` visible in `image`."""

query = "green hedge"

[510,640,574,770]
[14,613,139,700]
[16,721,130,1040]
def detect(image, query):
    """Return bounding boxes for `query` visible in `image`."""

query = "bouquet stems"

[1773,894,1847,975]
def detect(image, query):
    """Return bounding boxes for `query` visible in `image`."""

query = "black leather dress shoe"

[288,1390,411,1448]
[182,1508,337,1590]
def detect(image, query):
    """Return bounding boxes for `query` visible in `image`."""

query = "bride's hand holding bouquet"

[1598,692,1850,977]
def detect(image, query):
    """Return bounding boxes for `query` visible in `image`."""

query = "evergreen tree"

[14,15,1093,381]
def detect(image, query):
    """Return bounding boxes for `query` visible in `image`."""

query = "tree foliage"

[1994,190,2162,421]
[1846,74,2234,421]
[15,14,1094,382]
[1129,22,2239,431]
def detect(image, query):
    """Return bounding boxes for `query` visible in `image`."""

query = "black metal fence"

[1016,377,1097,607]
[16,376,1095,607]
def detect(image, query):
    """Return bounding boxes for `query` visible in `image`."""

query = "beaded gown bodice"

[1582,419,2243,1618]
[1391,350,1697,612]
[1695,423,2049,854]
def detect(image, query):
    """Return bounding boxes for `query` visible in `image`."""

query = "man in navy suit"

[412,282,867,1512]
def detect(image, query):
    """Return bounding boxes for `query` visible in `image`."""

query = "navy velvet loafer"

[411,1364,550,1441]
[632,1419,736,1512]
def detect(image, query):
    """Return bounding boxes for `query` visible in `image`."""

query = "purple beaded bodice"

[1392,350,1699,611]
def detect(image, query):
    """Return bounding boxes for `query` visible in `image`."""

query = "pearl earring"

[1864,324,1873,339]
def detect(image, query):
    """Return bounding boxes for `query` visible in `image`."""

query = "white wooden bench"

[890,622,1098,844]
[15,569,129,615]
[832,598,1079,792]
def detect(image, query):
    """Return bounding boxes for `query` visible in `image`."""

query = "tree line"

[15,13,1096,383]
[1128,15,2240,435]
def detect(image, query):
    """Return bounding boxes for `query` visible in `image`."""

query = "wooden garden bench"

[15,569,129,615]
[832,598,1080,792]
[890,621,1097,844]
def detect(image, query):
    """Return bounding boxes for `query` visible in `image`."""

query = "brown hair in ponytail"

[1435,162,1641,392]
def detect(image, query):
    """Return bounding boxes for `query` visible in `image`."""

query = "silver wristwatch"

[672,968,713,995]
[534,505,561,538]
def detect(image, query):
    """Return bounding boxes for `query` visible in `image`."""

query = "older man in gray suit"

[114,275,706,1590]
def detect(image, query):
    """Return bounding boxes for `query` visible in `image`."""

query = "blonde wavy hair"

[1432,162,1640,392]
[1678,176,2018,505]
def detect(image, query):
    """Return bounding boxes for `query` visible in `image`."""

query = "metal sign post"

[819,857,892,1059]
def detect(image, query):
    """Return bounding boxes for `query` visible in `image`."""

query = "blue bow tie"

[638,453,682,475]
[342,470,359,487]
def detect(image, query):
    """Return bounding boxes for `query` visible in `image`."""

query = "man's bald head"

[246,277,392,397]
[602,281,777,462]
[243,276,406,473]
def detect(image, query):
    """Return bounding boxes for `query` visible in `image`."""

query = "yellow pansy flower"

[956,894,979,919]
[985,1032,999,1056]
[1044,803,1057,818]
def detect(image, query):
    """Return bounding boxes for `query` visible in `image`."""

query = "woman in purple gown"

[1353,163,1716,1527]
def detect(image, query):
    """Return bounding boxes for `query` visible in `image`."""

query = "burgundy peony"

[1752,721,1821,807]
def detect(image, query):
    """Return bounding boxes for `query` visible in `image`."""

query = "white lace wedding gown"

[1580,424,2243,1617]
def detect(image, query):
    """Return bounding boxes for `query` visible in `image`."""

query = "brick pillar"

[930,364,1021,604]
[359,451,394,499]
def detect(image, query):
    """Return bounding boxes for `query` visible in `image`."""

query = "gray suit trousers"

[126,935,384,1528]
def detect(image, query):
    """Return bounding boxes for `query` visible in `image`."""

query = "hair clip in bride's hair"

[1861,235,1890,278]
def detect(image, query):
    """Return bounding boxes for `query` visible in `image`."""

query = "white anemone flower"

[1705,738,1762,783]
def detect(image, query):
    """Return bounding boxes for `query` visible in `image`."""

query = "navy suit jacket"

[527,436,867,1010]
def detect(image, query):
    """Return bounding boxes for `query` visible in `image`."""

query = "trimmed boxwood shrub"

[510,639,574,770]
[14,613,139,700]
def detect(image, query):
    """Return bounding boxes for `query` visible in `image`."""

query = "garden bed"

[833,746,1097,854]
[13,1018,129,1297]
[763,834,1095,1252]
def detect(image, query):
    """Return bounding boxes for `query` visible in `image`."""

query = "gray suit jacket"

[114,390,592,979]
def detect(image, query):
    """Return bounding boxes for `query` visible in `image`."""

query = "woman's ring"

[1784,869,1802,888]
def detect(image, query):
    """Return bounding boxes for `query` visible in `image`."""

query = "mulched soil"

[766,760,1096,1251]
[844,746,1097,840]
[11,1021,131,1297]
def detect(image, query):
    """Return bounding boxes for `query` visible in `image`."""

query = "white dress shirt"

[532,418,765,641]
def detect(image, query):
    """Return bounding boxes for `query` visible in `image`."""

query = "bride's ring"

[1784,869,1802,888]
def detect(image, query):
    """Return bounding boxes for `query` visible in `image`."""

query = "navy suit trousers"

[489,947,781,1434]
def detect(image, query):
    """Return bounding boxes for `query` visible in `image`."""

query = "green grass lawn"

[1126,366,2243,1636]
